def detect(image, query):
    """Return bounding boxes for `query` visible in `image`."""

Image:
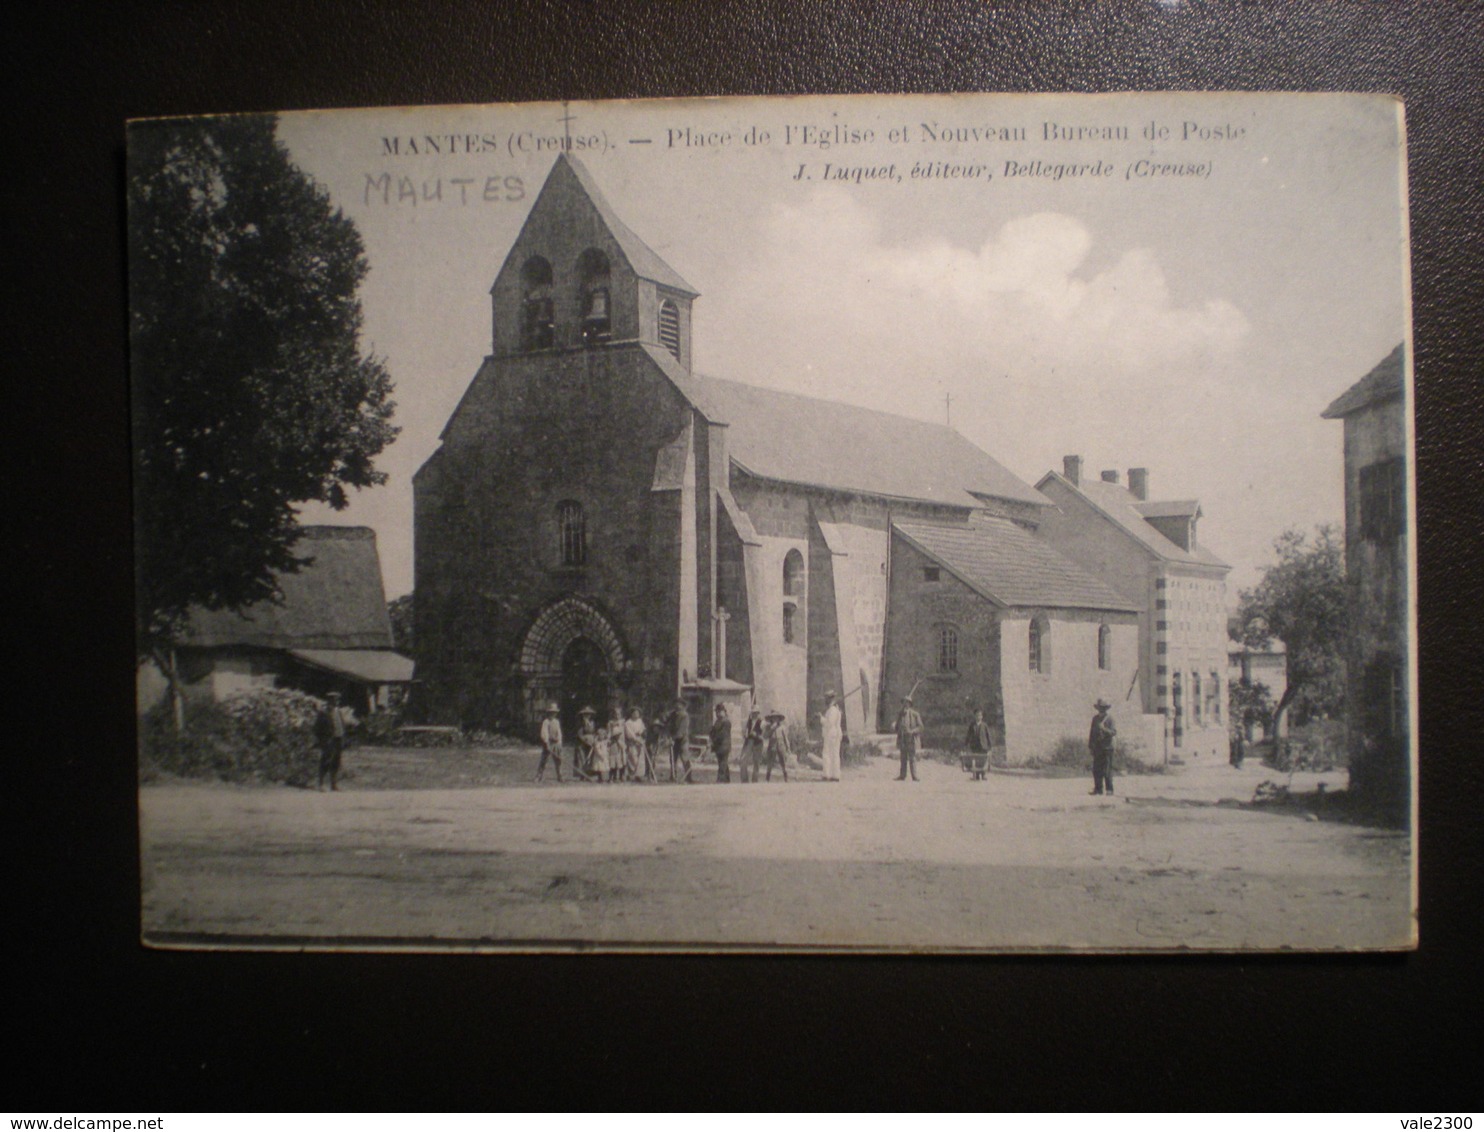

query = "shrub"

[139,687,326,786]
[1027,734,1163,775]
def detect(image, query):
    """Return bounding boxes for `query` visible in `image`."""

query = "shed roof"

[706,378,1047,509]
[182,526,394,649]
[1322,342,1405,419]
[893,514,1140,612]
[287,648,415,684]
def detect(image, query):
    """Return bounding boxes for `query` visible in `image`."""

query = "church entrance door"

[560,637,611,739]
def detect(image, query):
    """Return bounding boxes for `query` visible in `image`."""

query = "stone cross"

[714,606,730,681]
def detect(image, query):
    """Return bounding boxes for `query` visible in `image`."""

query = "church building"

[413,154,1141,761]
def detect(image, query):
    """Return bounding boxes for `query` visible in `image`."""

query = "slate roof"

[182,527,395,649]
[559,154,698,295]
[1039,473,1230,570]
[1322,342,1405,419]
[893,514,1140,612]
[704,377,1048,509]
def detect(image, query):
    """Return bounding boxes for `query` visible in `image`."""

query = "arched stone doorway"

[517,596,627,735]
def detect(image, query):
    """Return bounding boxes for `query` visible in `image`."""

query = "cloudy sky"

[280,93,1408,601]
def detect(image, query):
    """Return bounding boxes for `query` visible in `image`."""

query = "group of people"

[534,698,797,785]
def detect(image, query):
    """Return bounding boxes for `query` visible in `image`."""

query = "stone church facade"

[414,154,1146,760]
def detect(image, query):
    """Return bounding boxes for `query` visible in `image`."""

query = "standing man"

[819,690,843,782]
[739,706,766,783]
[710,704,733,784]
[536,701,565,783]
[894,695,923,782]
[764,710,791,782]
[314,691,347,792]
[669,697,693,783]
[1089,698,1117,796]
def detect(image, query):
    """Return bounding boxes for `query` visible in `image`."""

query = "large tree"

[131,114,397,661]
[1235,525,1346,743]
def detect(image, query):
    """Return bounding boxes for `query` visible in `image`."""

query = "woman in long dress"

[820,690,843,782]
[606,708,625,782]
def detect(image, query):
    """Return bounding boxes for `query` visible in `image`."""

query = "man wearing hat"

[763,710,791,782]
[1089,698,1117,796]
[536,701,565,783]
[314,691,348,792]
[739,706,766,783]
[668,697,693,783]
[709,703,733,783]
[894,695,923,782]
[819,690,843,783]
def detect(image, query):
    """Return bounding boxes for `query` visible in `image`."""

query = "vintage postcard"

[132,92,1415,951]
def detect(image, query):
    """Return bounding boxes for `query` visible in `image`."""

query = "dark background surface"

[8,0,1482,1110]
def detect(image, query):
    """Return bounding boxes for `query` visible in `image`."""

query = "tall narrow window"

[782,602,798,645]
[783,549,805,597]
[1029,615,1049,673]
[1097,623,1112,670]
[557,500,586,567]
[1207,670,1221,724]
[578,249,611,345]
[520,256,554,350]
[1360,457,1405,542]
[1192,671,1204,727]
[658,299,681,359]
[938,625,959,673]
[1171,671,1184,747]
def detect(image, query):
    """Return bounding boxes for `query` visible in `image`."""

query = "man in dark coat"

[1089,698,1117,795]
[314,692,347,792]
[895,695,923,782]
[709,704,733,783]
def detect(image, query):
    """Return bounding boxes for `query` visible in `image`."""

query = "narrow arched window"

[783,549,805,597]
[1029,614,1050,674]
[1097,623,1112,670]
[521,256,555,350]
[557,500,586,566]
[658,300,681,359]
[782,601,798,645]
[938,625,959,673]
[577,249,611,345]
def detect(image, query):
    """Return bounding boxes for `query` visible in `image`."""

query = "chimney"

[1128,467,1149,501]
[1062,455,1082,486]
[1101,469,1120,484]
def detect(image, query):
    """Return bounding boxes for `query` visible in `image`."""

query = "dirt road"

[140,749,1412,951]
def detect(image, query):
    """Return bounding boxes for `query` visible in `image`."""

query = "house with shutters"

[1034,459,1232,760]
[413,153,1146,761]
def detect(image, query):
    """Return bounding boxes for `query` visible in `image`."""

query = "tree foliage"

[131,114,397,650]
[1235,525,1346,731]
[387,593,415,659]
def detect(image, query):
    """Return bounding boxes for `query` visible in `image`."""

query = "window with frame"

[658,299,681,358]
[1363,654,1406,742]
[1360,458,1405,543]
[1171,671,1184,747]
[937,625,959,673]
[1207,670,1221,723]
[1097,623,1112,670]
[1029,615,1050,673]
[557,500,586,567]
[520,256,555,350]
[1192,671,1203,726]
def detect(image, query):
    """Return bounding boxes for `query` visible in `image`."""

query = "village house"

[412,153,1140,761]
[1322,343,1409,823]
[137,526,414,718]
[1034,459,1232,760]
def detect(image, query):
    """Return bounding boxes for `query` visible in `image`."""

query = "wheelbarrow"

[960,752,990,780]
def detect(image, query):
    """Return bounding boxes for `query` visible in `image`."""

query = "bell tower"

[489,152,699,370]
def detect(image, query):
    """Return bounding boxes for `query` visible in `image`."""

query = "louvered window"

[658,300,681,358]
